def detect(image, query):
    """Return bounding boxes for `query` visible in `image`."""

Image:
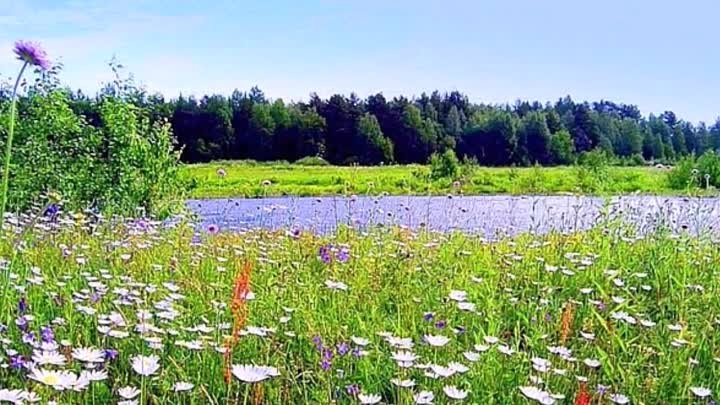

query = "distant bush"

[429,149,460,180]
[295,156,330,166]
[574,149,610,192]
[669,151,720,190]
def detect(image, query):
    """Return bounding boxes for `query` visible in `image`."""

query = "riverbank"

[180,162,679,198]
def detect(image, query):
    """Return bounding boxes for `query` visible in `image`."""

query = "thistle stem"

[0,61,28,229]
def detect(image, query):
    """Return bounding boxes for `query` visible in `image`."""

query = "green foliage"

[668,151,720,190]
[575,149,611,192]
[356,113,394,164]
[295,156,330,166]
[181,162,673,198]
[0,90,182,215]
[429,149,461,180]
[549,129,575,164]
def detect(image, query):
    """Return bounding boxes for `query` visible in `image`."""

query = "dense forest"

[2,68,717,166]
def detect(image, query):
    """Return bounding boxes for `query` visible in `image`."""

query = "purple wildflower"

[322,347,334,361]
[40,326,54,343]
[312,335,323,350]
[336,247,350,263]
[596,384,609,396]
[17,297,27,314]
[321,359,332,371]
[291,228,301,239]
[13,40,50,70]
[9,354,25,370]
[423,312,434,322]
[22,332,35,345]
[319,245,332,264]
[207,223,220,234]
[15,316,28,332]
[345,384,360,396]
[351,347,362,358]
[435,320,447,329]
[90,292,101,304]
[104,348,119,361]
[337,342,350,356]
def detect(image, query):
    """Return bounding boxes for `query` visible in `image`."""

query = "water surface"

[187,195,720,236]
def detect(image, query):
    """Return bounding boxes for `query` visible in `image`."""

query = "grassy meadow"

[180,162,676,199]
[0,210,718,404]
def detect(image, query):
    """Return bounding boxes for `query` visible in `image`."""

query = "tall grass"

[0,208,717,404]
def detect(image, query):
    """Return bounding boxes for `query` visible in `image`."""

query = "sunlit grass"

[179,162,674,199]
[0,211,718,404]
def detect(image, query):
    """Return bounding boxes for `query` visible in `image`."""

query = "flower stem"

[0,61,28,229]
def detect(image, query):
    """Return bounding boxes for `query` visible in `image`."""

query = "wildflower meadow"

[1,41,719,405]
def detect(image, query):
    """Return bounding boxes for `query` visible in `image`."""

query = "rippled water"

[186,195,720,236]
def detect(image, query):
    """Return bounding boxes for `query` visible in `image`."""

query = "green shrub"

[669,151,720,190]
[295,156,330,166]
[0,91,182,216]
[429,149,460,180]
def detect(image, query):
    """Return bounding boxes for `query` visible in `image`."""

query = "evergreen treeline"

[9,81,720,165]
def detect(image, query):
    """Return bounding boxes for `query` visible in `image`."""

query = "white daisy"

[324,280,348,291]
[32,351,66,366]
[173,382,194,392]
[0,389,26,404]
[72,347,105,363]
[414,390,435,404]
[27,368,77,391]
[449,290,467,302]
[583,358,601,368]
[358,393,381,404]
[424,335,450,347]
[463,351,480,362]
[390,378,415,388]
[351,336,370,346]
[443,385,469,400]
[231,364,279,383]
[609,393,629,404]
[118,386,141,399]
[690,387,711,398]
[130,355,160,376]
[519,386,555,405]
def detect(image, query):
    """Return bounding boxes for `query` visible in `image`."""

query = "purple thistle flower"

[13,40,50,70]
[345,384,360,396]
[40,326,54,343]
[337,342,350,356]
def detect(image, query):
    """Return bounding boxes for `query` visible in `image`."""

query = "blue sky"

[1,0,717,123]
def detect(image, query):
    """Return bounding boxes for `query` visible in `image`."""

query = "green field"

[1,214,718,404]
[180,162,676,199]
